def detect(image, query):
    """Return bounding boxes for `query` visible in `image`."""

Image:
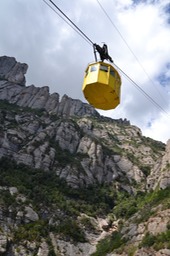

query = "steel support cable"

[42,0,169,116]
[42,0,91,45]
[114,63,169,116]
[48,0,94,45]
[96,0,167,104]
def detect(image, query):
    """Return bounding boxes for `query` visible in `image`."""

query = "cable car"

[82,44,121,110]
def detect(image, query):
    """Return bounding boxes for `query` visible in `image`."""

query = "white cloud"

[142,111,170,143]
[105,0,170,143]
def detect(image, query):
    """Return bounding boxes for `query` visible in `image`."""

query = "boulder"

[0,56,27,85]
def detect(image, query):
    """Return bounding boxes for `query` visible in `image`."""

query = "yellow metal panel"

[82,62,121,110]
[98,71,108,85]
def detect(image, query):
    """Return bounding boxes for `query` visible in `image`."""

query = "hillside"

[0,56,170,256]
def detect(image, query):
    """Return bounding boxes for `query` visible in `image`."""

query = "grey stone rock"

[24,206,39,222]
[0,234,7,253]
[147,139,170,190]
[0,56,28,85]
[55,120,80,154]
[9,187,18,195]
[55,94,99,118]
[37,241,49,256]
[50,233,96,256]
[147,209,170,235]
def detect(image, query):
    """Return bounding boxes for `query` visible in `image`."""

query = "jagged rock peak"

[0,55,101,118]
[0,56,28,86]
[0,55,131,123]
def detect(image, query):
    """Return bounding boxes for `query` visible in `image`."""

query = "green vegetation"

[0,99,169,253]
[54,218,87,242]
[0,83,168,256]
[46,237,56,256]
[0,190,15,207]
[112,191,138,219]
[140,165,151,177]
[126,245,137,256]
[140,230,170,250]
[80,216,96,232]
[112,188,170,222]
[142,136,165,154]
[93,186,170,255]
[126,152,139,165]
[0,157,117,242]
[0,99,21,112]
[140,232,155,247]
[136,187,170,222]
[1,155,170,248]
[0,99,46,117]
[49,138,86,169]
[91,231,125,256]
[1,154,169,243]
[13,220,48,242]
[0,157,117,216]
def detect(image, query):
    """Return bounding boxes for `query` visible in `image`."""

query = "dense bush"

[55,219,87,243]
[140,165,151,177]
[13,220,48,242]
[140,230,170,250]
[113,199,137,219]
[140,232,155,247]
[91,231,125,256]
[113,187,170,222]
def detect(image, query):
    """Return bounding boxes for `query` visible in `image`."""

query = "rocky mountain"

[0,56,170,256]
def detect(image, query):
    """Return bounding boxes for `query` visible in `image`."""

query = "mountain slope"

[0,56,170,256]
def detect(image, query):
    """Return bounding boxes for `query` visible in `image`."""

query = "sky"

[0,0,170,143]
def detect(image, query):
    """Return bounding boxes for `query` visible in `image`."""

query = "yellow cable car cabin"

[82,61,121,110]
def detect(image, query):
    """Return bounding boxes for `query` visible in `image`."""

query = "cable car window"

[110,69,115,77]
[100,65,108,72]
[85,67,89,76]
[90,65,97,72]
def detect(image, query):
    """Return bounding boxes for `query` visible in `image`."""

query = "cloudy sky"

[0,0,170,143]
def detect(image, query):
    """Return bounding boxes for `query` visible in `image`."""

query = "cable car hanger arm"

[93,43,113,63]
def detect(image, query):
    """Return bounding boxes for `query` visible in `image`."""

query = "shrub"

[127,245,137,256]
[140,165,151,177]
[140,230,170,250]
[91,231,124,256]
[140,232,155,247]
[13,220,48,242]
[167,222,170,230]
[113,195,137,219]
[55,219,86,243]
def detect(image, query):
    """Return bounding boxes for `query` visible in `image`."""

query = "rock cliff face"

[147,139,170,190]
[0,56,99,118]
[0,56,28,86]
[0,56,170,256]
[0,99,164,190]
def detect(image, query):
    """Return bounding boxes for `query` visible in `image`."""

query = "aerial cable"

[96,0,167,104]
[48,0,94,45]
[42,0,169,116]
[42,0,91,45]
[114,63,169,116]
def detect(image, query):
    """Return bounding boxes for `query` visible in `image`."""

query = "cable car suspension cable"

[48,0,94,45]
[114,63,169,116]
[42,0,91,45]
[96,0,167,105]
[42,0,169,116]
